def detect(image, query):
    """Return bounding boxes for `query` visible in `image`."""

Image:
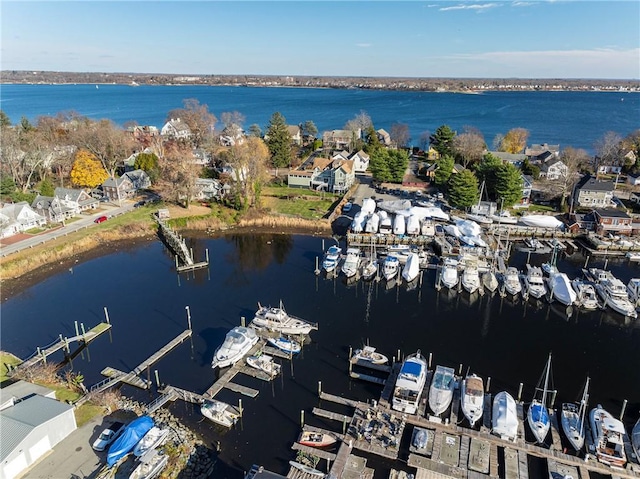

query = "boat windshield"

[433,371,453,389]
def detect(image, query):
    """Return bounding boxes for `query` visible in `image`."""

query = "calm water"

[2,234,639,477]
[1,84,639,152]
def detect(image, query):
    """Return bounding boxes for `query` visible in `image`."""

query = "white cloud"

[356,43,372,48]
[439,3,499,12]
[511,1,537,6]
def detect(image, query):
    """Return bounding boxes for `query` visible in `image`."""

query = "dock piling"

[342,415,347,435]
[458,363,463,375]
[486,377,491,392]
[103,306,111,324]
[74,321,79,337]
[318,381,322,397]
[80,323,86,339]
[428,352,432,369]
[206,249,209,263]
[241,316,245,327]
[517,382,524,402]
[550,390,557,407]
[620,399,627,420]
[154,369,160,388]
[584,255,590,268]
[185,306,192,330]
[301,409,305,427]
[239,399,243,417]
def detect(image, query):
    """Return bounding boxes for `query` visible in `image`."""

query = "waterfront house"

[287,157,355,193]
[573,175,615,208]
[486,151,527,167]
[592,208,632,235]
[525,143,560,163]
[350,150,370,173]
[517,174,533,207]
[123,169,152,190]
[322,129,360,151]
[193,178,229,201]
[0,202,46,238]
[102,176,134,202]
[161,118,192,140]
[540,158,568,181]
[31,195,74,223]
[331,150,350,162]
[597,164,622,175]
[376,128,392,146]
[287,125,303,146]
[219,123,245,147]
[425,162,464,181]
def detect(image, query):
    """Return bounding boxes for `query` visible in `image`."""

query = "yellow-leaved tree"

[70,149,109,188]
[500,128,530,154]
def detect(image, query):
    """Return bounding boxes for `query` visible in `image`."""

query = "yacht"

[547,272,577,306]
[590,405,627,467]
[383,254,400,281]
[341,247,361,278]
[492,391,518,441]
[402,252,420,284]
[502,267,522,296]
[428,365,456,417]
[572,279,599,310]
[523,265,547,299]
[482,270,499,294]
[211,326,258,369]
[392,351,428,414]
[589,269,637,318]
[322,245,342,273]
[527,353,552,444]
[460,374,484,427]
[251,301,318,335]
[440,258,459,289]
[461,261,481,294]
[560,377,589,452]
[626,278,640,306]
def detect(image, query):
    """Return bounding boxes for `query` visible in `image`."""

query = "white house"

[161,118,192,139]
[287,125,303,146]
[349,150,370,173]
[540,158,568,181]
[376,129,392,146]
[597,165,622,175]
[0,202,46,238]
[322,129,360,150]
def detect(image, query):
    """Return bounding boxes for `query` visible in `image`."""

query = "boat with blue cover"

[107,415,154,467]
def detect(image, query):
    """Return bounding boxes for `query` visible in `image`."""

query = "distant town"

[2,70,639,92]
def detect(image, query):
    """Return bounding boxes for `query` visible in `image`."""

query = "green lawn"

[528,204,557,213]
[0,352,22,383]
[262,187,339,219]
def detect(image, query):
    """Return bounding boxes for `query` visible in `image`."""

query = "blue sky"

[2,1,639,79]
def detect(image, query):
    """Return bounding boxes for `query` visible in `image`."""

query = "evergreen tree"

[265,112,292,168]
[0,176,16,196]
[495,163,523,207]
[430,124,456,158]
[369,148,408,183]
[39,177,55,196]
[475,153,503,199]
[433,155,454,189]
[521,158,540,180]
[134,152,159,172]
[0,110,11,128]
[248,124,262,138]
[448,169,479,209]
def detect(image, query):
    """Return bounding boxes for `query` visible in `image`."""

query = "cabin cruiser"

[460,374,484,427]
[626,278,640,307]
[527,353,552,444]
[523,265,547,299]
[502,267,522,296]
[406,215,421,235]
[589,269,637,318]
[251,301,318,335]
[547,272,577,306]
[267,336,302,355]
[572,279,599,310]
[541,262,558,276]
[590,405,627,467]
[393,214,406,235]
[440,258,459,289]
[492,391,518,441]
[461,260,481,294]
[402,252,420,284]
[482,270,499,294]
[341,247,361,278]
[211,326,258,369]
[392,351,428,414]
[383,254,400,281]
[322,245,342,273]
[428,365,456,417]
[560,377,589,452]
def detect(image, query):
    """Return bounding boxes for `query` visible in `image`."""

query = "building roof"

[286,125,301,136]
[0,381,55,409]
[487,151,527,162]
[576,175,614,192]
[593,208,631,219]
[350,149,370,160]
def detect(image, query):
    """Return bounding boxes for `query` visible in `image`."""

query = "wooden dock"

[156,216,208,271]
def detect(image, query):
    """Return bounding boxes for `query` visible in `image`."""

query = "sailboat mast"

[541,353,552,406]
[578,376,590,435]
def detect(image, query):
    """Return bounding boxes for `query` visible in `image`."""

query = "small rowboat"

[288,461,324,477]
[353,346,388,365]
[267,336,301,354]
[298,431,337,448]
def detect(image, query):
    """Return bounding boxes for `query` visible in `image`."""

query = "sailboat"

[482,269,499,294]
[560,377,589,451]
[527,353,552,444]
[361,243,378,281]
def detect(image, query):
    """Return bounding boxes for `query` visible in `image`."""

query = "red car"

[94,215,108,223]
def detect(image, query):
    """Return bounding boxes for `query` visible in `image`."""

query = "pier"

[156,215,209,272]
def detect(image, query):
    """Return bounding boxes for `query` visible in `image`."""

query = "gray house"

[574,175,615,208]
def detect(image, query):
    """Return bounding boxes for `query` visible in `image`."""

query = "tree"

[494,163,523,207]
[0,176,16,196]
[448,169,478,209]
[622,130,640,173]
[220,111,245,130]
[430,125,456,158]
[418,131,431,153]
[452,127,485,168]
[559,146,590,208]
[226,136,270,209]
[344,111,372,134]
[302,120,318,139]
[248,124,262,138]
[500,128,529,154]
[521,158,540,180]
[369,148,409,183]
[475,153,503,199]
[0,110,11,127]
[39,177,55,196]
[1,123,50,193]
[156,143,201,207]
[594,131,623,173]
[70,149,109,188]
[167,98,217,148]
[390,122,410,148]
[434,155,454,189]
[265,112,292,168]
[134,152,160,182]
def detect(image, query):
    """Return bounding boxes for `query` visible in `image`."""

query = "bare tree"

[558,146,591,209]
[220,111,246,130]
[0,125,50,192]
[156,143,201,207]
[344,110,372,133]
[167,99,217,148]
[594,131,623,172]
[452,127,485,168]
[226,136,270,208]
[390,122,410,148]
[418,131,431,152]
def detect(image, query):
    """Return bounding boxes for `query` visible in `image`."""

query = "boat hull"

[492,391,518,441]
[298,431,337,448]
[560,403,585,451]
[527,401,550,444]
[460,375,484,427]
[429,365,455,417]
[590,406,627,467]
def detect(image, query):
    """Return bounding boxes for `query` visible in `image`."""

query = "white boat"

[519,237,551,254]
[392,351,428,414]
[288,461,325,477]
[251,301,318,335]
[402,252,420,284]
[201,399,240,428]
[491,211,518,224]
[428,365,456,417]
[353,346,388,365]
[246,352,281,377]
[406,215,421,235]
[572,279,599,310]
[541,262,558,276]
[393,214,406,235]
[461,261,481,294]
[527,353,552,444]
[351,211,367,233]
[626,251,640,261]
[523,265,547,299]
[383,254,400,281]
[502,267,522,296]
[129,450,168,479]
[267,336,301,354]
[632,417,640,460]
[482,270,499,293]
[322,245,342,273]
[590,405,627,467]
[341,247,361,278]
[590,270,638,318]
[560,377,589,452]
[626,278,640,306]
[361,256,378,281]
[466,213,493,225]
[492,391,518,441]
[365,212,380,233]
[440,258,459,289]
[379,216,393,234]
[518,214,563,229]
[211,326,258,369]
[133,426,169,457]
[298,431,337,448]
[547,272,577,306]
[460,374,484,427]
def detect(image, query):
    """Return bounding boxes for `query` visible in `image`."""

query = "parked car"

[92,421,125,451]
[94,215,108,223]
[342,202,353,213]
[133,201,145,208]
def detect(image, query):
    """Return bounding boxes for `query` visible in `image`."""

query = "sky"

[1,1,639,79]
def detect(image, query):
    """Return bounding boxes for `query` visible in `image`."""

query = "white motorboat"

[365,213,380,233]
[560,377,589,452]
[632,417,640,460]
[502,267,522,296]
[492,391,518,441]
[379,215,393,234]
[482,270,499,293]
[402,252,420,284]
[352,346,389,365]
[527,353,552,444]
[406,215,421,235]
[351,211,367,233]
[590,405,627,467]
[246,352,281,378]
[572,279,599,310]
[251,301,318,335]
[211,326,258,369]
[393,214,406,235]
[383,254,400,281]
[460,374,484,427]
[267,336,301,354]
[466,213,493,225]
[523,265,547,299]
[322,245,342,273]
[626,251,640,261]
[461,261,480,294]
[626,278,640,306]
[541,262,558,276]
[518,214,563,229]
[491,211,518,224]
[201,399,240,428]
[440,258,459,289]
[392,351,428,415]
[129,450,168,479]
[133,426,169,457]
[341,247,361,278]
[547,272,577,306]
[590,270,638,318]
[428,365,456,417]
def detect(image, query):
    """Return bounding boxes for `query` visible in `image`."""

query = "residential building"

[193,178,230,201]
[540,158,568,181]
[425,162,464,180]
[0,202,46,238]
[524,143,560,163]
[161,118,191,140]
[627,174,640,186]
[574,175,615,208]
[123,169,152,190]
[349,150,370,173]
[597,165,622,175]
[219,123,244,147]
[376,128,392,146]
[331,150,350,162]
[322,129,360,150]
[519,174,533,207]
[102,176,135,202]
[287,157,355,193]
[486,151,527,167]
[287,125,303,146]
[592,208,633,235]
